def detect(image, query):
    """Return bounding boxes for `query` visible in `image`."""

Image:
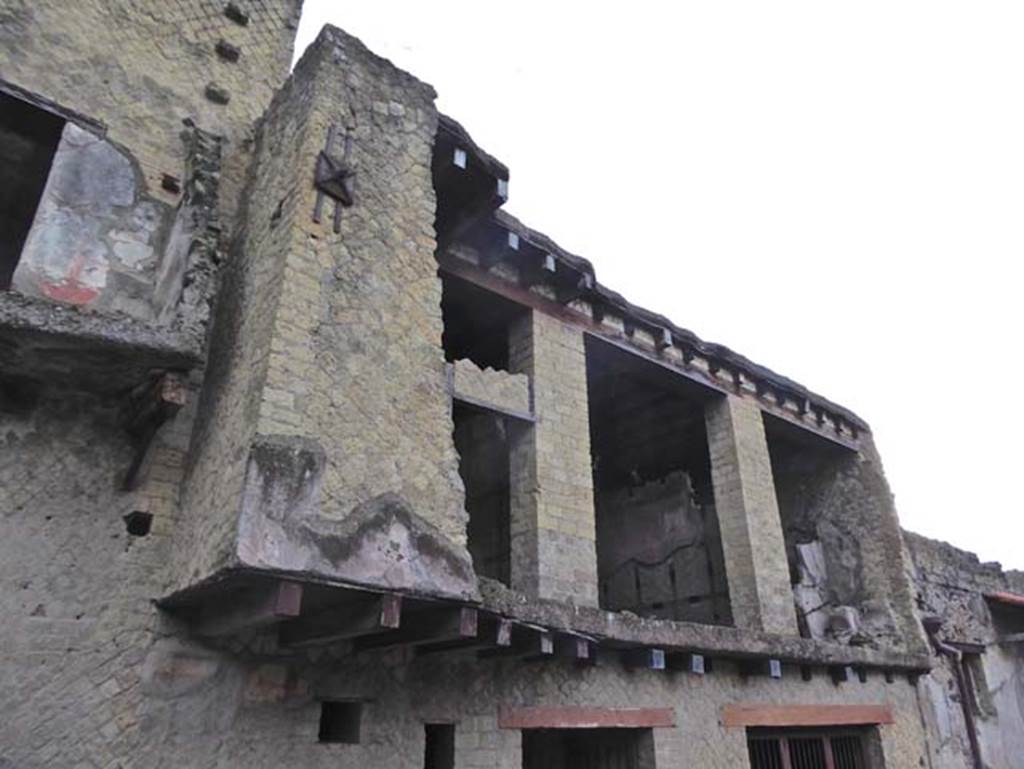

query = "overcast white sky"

[294,3,1023,569]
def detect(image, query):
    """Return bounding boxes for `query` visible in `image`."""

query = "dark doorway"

[0,90,65,289]
[522,728,655,769]
[452,402,512,585]
[424,723,455,769]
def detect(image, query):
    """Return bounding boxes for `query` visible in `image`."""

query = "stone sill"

[478,579,932,672]
[0,290,202,394]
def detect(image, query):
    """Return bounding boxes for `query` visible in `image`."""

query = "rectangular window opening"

[424,723,455,769]
[441,274,527,372]
[585,336,731,626]
[453,402,512,585]
[0,89,65,290]
[318,701,362,744]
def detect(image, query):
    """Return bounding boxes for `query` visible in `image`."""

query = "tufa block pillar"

[705,394,798,635]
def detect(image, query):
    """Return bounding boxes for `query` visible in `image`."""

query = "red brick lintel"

[985,591,1024,608]
[721,704,895,729]
[498,707,676,730]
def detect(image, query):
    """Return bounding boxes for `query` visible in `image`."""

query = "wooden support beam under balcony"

[621,647,666,670]
[353,606,478,652]
[554,633,594,662]
[194,580,303,638]
[278,593,402,648]
[416,615,514,656]
[666,652,707,674]
[479,622,555,660]
[740,658,783,680]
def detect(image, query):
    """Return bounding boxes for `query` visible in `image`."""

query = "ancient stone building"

[1,3,1020,767]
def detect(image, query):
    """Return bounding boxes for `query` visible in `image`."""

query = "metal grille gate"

[748,730,866,769]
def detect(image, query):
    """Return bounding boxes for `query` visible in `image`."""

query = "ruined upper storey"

[0,8,927,678]
[0,0,303,393]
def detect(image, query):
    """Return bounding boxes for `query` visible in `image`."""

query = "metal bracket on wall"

[313,124,356,233]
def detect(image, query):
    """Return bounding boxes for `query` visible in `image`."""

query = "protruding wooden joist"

[554,634,593,662]
[740,659,783,680]
[519,251,557,289]
[478,622,554,660]
[354,606,478,652]
[556,271,594,305]
[666,652,706,675]
[479,228,521,270]
[278,593,402,648]
[656,327,673,352]
[416,615,513,656]
[829,665,853,684]
[621,648,666,671]
[195,581,303,638]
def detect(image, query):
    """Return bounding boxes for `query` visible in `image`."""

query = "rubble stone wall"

[907,531,1024,769]
[772,434,927,655]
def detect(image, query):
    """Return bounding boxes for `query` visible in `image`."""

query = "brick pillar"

[508,310,599,605]
[705,395,797,634]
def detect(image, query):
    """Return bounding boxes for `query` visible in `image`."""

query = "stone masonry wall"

[0,0,303,222]
[771,434,927,653]
[178,28,478,600]
[509,310,599,606]
[907,531,1024,769]
[0,388,197,767]
[173,42,315,590]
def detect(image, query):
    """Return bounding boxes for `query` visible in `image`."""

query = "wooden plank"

[278,594,401,648]
[498,706,676,730]
[720,704,895,729]
[195,581,303,637]
[354,606,477,651]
